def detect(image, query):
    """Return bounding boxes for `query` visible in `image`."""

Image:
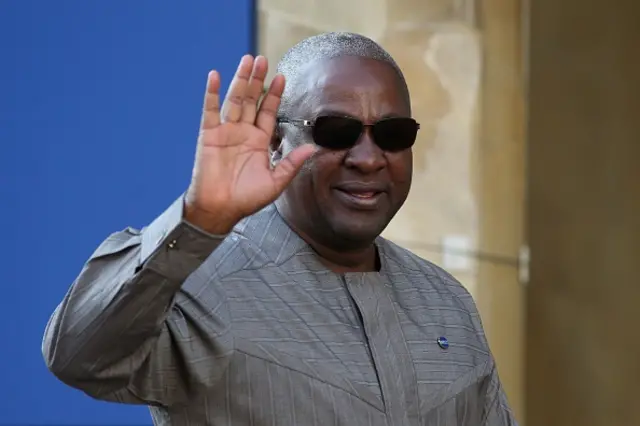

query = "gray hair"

[275,32,410,117]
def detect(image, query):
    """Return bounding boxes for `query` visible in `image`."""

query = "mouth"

[333,188,385,210]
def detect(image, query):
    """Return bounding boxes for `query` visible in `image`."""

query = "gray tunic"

[42,196,517,426]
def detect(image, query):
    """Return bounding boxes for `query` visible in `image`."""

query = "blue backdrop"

[0,1,255,424]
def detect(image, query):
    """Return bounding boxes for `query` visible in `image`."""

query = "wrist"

[183,202,237,235]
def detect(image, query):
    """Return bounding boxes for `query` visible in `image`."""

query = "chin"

[329,219,387,247]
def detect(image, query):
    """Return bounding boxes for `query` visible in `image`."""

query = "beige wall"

[258,0,527,422]
[526,1,640,425]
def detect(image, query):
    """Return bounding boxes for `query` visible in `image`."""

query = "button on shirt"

[42,196,518,426]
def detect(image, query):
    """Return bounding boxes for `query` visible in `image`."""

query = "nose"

[343,127,386,173]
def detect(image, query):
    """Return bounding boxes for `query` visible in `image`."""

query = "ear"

[269,125,284,167]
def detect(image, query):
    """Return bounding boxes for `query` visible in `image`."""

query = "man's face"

[276,56,413,249]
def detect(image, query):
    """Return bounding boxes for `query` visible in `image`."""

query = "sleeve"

[42,195,229,406]
[482,364,519,425]
[433,265,519,425]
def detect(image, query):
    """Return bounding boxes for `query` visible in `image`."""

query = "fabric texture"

[43,196,518,426]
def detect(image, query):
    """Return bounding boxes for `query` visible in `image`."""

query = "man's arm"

[482,364,519,425]
[432,265,519,425]
[42,195,227,406]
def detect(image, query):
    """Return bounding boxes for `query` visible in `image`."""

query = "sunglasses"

[277,115,420,152]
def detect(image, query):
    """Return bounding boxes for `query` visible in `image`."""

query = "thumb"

[271,144,317,192]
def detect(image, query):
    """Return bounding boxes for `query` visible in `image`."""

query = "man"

[43,32,517,425]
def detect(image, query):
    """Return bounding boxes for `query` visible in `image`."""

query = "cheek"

[299,151,344,194]
[388,153,413,191]
[390,150,412,173]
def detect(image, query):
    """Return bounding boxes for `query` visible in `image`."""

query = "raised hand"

[184,55,315,234]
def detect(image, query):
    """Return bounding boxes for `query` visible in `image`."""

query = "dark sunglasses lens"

[312,116,363,150]
[373,118,419,151]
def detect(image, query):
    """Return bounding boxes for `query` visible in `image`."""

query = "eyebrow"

[311,108,355,118]
[311,109,405,120]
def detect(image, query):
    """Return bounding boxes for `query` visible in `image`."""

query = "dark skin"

[271,56,413,273]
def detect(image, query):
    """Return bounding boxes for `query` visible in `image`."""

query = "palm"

[196,123,282,215]
[186,56,314,230]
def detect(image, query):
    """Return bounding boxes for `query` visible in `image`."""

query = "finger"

[240,56,268,124]
[271,143,317,192]
[200,70,221,130]
[255,74,286,134]
[221,55,254,123]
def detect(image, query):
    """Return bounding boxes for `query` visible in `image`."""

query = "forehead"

[297,56,409,118]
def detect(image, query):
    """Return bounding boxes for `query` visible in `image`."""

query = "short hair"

[275,32,410,117]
